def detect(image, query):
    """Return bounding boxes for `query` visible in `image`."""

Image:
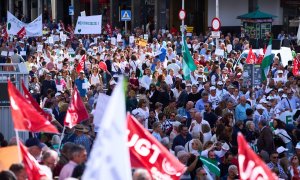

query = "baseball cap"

[25,138,45,149]
[277,70,283,74]
[176,75,182,79]
[222,142,230,151]
[210,86,216,91]
[276,146,288,154]
[259,99,268,104]
[256,104,264,110]
[217,81,223,85]
[278,88,284,92]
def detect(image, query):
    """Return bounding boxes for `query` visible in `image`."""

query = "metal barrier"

[0,63,29,142]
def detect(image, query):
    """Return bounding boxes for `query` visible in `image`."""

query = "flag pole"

[15,130,22,163]
[58,126,66,150]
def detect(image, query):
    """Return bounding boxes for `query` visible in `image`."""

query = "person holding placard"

[75,71,89,99]
[17,41,28,60]
[11,48,25,63]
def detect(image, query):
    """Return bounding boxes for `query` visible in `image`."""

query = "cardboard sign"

[129,36,135,44]
[61,34,67,42]
[111,37,116,45]
[37,45,43,52]
[48,37,54,44]
[1,51,7,56]
[20,51,26,56]
[117,34,122,42]
[215,49,224,56]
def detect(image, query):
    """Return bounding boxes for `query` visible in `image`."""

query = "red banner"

[293,57,299,76]
[127,115,186,180]
[237,133,278,180]
[64,86,89,128]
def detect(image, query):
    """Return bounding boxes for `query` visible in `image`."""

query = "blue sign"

[69,6,74,16]
[121,10,131,21]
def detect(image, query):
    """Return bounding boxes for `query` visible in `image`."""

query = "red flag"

[76,55,86,73]
[293,57,299,76]
[21,81,52,121]
[2,26,8,42]
[99,61,107,71]
[237,133,278,180]
[256,45,267,64]
[246,47,257,64]
[64,86,89,128]
[19,142,46,180]
[127,115,186,179]
[7,80,59,133]
[17,27,26,39]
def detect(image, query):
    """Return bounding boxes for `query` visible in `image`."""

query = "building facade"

[0,0,299,35]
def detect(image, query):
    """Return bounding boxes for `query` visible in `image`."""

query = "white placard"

[74,15,102,34]
[215,49,224,56]
[80,11,86,16]
[144,34,148,40]
[61,34,67,42]
[82,82,90,89]
[186,33,192,37]
[56,85,63,92]
[8,52,14,56]
[129,36,135,44]
[226,44,232,53]
[60,31,63,38]
[48,37,54,44]
[20,51,26,56]
[111,37,116,45]
[37,45,43,52]
[94,38,97,44]
[53,35,60,42]
[1,51,7,56]
[117,34,122,42]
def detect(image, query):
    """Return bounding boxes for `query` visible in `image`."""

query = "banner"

[237,133,278,180]
[74,15,102,34]
[128,115,186,180]
[7,11,42,37]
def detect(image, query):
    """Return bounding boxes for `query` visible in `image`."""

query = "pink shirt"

[59,160,77,180]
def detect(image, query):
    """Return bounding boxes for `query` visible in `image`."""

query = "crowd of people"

[0,20,300,180]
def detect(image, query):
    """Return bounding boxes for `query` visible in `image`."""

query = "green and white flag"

[182,37,197,80]
[261,39,272,81]
[199,156,220,177]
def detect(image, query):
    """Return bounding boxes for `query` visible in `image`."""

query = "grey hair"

[70,145,86,160]
[42,149,58,162]
[132,168,151,180]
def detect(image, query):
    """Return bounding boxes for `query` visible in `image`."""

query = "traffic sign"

[69,6,74,16]
[178,9,186,20]
[121,10,131,21]
[211,17,221,31]
[211,31,220,38]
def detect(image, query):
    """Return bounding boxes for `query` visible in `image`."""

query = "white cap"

[282,94,287,98]
[259,99,268,104]
[210,86,216,91]
[176,75,182,79]
[276,146,288,154]
[222,142,230,151]
[186,83,192,87]
[277,70,283,74]
[278,88,284,92]
[217,81,223,85]
[256,104,264,110]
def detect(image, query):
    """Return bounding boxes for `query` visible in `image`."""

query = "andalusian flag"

[261,39,272,81]
[199,156,220,177]
[182,37,197,80]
